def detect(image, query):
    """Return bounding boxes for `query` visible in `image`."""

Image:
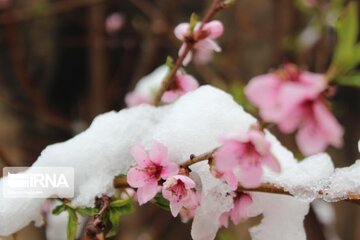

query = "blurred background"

[0,0,359,239]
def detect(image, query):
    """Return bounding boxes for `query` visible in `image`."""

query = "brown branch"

[84,195,110,240]
[0,0,106,25]
[154,43,192,105]
[153,0,230,106]
[181,147,219,168]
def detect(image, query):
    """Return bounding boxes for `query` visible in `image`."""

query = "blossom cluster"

[245,64,344,156]
[127,123,281,227]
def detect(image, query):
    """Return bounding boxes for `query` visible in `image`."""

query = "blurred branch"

[0,0,106,25]
[87,3,108,118]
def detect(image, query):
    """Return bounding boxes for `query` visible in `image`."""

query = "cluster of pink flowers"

[245,64,344,156]
[174,20,224,65]
[214,127,281,190]
[127,142,199,217]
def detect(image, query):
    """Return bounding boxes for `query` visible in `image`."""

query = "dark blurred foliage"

[0,0,359,239]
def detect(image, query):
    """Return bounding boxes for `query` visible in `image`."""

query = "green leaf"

[52,204,66,215]
[106,200,134,238]
[189,13,199,31]
[332,2,359,73]
[337,74,360,87]
[76,207,99,217]
[110,198,132,208]
[66,207,78,240]
[153,193,170,211]
[165,56,174,69]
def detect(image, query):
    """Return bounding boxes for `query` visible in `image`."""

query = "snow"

[0,84,353,240]
[248,193,309,240]
[323,159,360,202]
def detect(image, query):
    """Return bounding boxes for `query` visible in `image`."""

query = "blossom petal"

[136,180,159,205]
[178,74,199,92]
[161,161,179,179]
[238,164,263,188]
[162,91,179,103]
[219,212,230,228]
[174,23,190,40]
[173,175,196,189]
[221,171,238,191]
[262,154,281,173]
[203,20,224,39]
[170,202,183,217]
[127,167,150,188]
[313,101,344,148]
[244,74,281,117]
[130,142,150,167]
[230,194,252,225]
[179,44,192,66]
[149,141,168,165]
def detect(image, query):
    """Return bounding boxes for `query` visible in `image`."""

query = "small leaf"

[153,193,170,211]
[166,56,174,69]
[106,200,134,238]
[52,204,66,215]
[76,207,99,217]
[66,207,78,240]
[332,2,359,73]
[337,74,360,87]
[189,13,199,31]
[110,198,132,208]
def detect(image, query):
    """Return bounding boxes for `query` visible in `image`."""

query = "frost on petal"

[203,20,224,39]
[174,23,190,40]
[136,180,159,205]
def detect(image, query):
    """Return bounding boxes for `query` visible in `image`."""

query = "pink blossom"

[127,142,179,205]
[161,72,199,103]
[125,92,153,107]
[174,20,224,65]
[105,13,125,33]
[245,65,343,155]
[219,193,252,228]
[215,127,280,189]
[162,175,199,217]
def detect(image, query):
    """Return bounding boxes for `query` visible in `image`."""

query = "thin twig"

[181,147,219,168]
